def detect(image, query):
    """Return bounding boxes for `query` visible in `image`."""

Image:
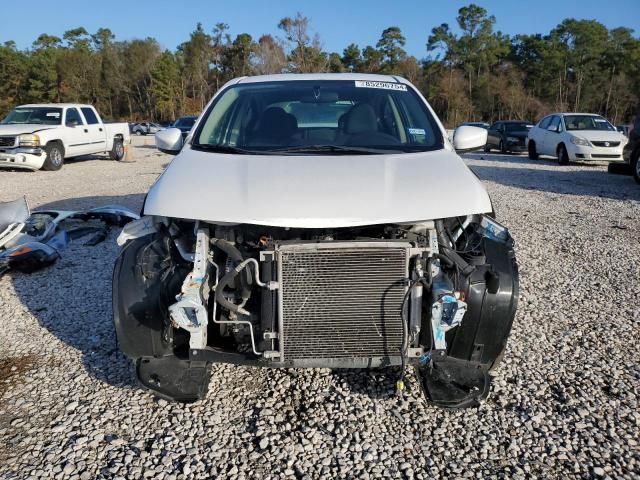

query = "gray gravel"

[0,141,639,479]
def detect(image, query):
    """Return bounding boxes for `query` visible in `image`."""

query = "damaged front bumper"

[0,147,46,170]
[113,216,519,406]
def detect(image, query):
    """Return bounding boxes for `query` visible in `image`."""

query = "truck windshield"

[193,80,443,154]
[564,115,615,131]
[2,107,63,125]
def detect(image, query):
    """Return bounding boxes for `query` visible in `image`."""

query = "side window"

[548,116,560,132]
[490,122,499,131]
[81,108,99,125]
[65,108,83,126]
[538,116,551,130]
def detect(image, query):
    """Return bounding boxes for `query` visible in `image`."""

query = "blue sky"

[2,0,639,57]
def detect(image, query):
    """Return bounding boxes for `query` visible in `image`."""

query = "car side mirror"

[453,125,488,153]
[155,128,183,154]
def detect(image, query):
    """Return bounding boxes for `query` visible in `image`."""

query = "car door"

[62,107,90,157]
[535,116,553,155]
[80,107,107,153]
[544,116,562,155]
[487,122,501,148]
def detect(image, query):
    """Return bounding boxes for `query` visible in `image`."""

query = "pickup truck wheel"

[110,138,125,161]
[557,144,569,165]
[42,143,64,171]
[527,140,538,160]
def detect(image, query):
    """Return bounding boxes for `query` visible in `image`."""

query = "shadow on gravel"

[467,160,640,201]
[9,194,145,390]
[331,368,401,399]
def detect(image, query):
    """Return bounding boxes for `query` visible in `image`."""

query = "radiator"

[276,242,410,361]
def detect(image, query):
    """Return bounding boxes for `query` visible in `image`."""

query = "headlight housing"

[18,133,40,148]
[570,136,590,146]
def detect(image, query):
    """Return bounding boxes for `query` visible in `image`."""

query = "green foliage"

[0,6,638,126]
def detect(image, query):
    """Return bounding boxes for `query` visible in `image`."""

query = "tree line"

[1,4,639,126]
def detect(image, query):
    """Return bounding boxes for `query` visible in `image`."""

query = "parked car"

[172,116,197,137]
[485,120,533,153]
[459,121,490,130]
[132,122,162,135]
[527,113,628,165]
[116,74,519,406]
[0,104,130,171]
[622,114,640,183]
[617,124,631,137]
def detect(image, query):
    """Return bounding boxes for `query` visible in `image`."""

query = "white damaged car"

[113,74,519,407]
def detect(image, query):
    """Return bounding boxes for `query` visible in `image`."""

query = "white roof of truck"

[17,103,94,109]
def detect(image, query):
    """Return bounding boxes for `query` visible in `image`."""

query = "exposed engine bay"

[113,214,518,406]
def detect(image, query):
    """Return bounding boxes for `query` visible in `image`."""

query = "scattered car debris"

[0,197,138,276]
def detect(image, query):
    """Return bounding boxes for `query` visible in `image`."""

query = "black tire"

[557,144,569,165]
[484,143,491,153]
[499,140,507,154]
[528,140,538,160]
[110,137,125,161]
[42,142,64,171]
[632,150,640,185]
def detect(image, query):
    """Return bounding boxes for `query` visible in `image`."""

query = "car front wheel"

[557,144,569,165]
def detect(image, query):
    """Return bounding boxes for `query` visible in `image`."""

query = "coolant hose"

[211,238,252,300]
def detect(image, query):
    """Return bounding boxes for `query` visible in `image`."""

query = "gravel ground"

[0,140,639,479]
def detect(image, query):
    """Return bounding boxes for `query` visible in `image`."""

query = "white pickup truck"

[0,104,130,171]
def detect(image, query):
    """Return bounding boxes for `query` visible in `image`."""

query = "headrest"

[345,104,377,134]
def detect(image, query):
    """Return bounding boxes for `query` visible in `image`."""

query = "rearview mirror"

[155,128,184,154]
[452,126,488,153]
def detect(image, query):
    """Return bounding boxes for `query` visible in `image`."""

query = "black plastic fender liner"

[417,357,490,409]
[137,356,211,403]
[112,232,190,359]
[447,235,519,368]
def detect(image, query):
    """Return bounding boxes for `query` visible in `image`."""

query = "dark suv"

[623,114,640,184]
[485,120,533,154]
[172,116,198,137]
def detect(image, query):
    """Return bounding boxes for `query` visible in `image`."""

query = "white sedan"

[527,113,627,164]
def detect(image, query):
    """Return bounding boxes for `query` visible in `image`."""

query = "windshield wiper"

[191,144,262,155]
[268,145,397,155]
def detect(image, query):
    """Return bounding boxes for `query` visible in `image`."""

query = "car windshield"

[564,115,615,131]
[193,80,443,154]
[505,122,532,132]
[2,107,63,125]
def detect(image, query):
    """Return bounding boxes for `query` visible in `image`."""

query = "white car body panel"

[0,103,130,170]
[144,147,492,228]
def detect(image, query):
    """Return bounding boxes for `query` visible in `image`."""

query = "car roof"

[18,103,94,108]
[499,120,532,123]
[235,73,409,84]
[547,112,603,117]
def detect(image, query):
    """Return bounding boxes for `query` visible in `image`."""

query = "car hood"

[570,130,626,142]
[144,148,493,228]
[0,124,57,135]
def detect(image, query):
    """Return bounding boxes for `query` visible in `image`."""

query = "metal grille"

[592,141,620,147]
[0,136,16,147]
[277,242,409,360]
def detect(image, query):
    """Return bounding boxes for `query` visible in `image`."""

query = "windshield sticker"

[354,80,407,91]
[407,128,426,135]
[46,113,60,117]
